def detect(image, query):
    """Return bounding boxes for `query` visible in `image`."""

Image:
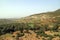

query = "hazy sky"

[0,0,60,18]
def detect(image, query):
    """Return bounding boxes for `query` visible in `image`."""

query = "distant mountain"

[0,19,16,25]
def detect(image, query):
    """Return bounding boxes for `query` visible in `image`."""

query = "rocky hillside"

[15,9,60,24]
[0,9,60,40]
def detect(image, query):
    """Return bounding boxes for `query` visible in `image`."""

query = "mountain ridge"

[15,9,60,24]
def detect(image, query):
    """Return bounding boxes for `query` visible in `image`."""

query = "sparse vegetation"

[0,9,60,40]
